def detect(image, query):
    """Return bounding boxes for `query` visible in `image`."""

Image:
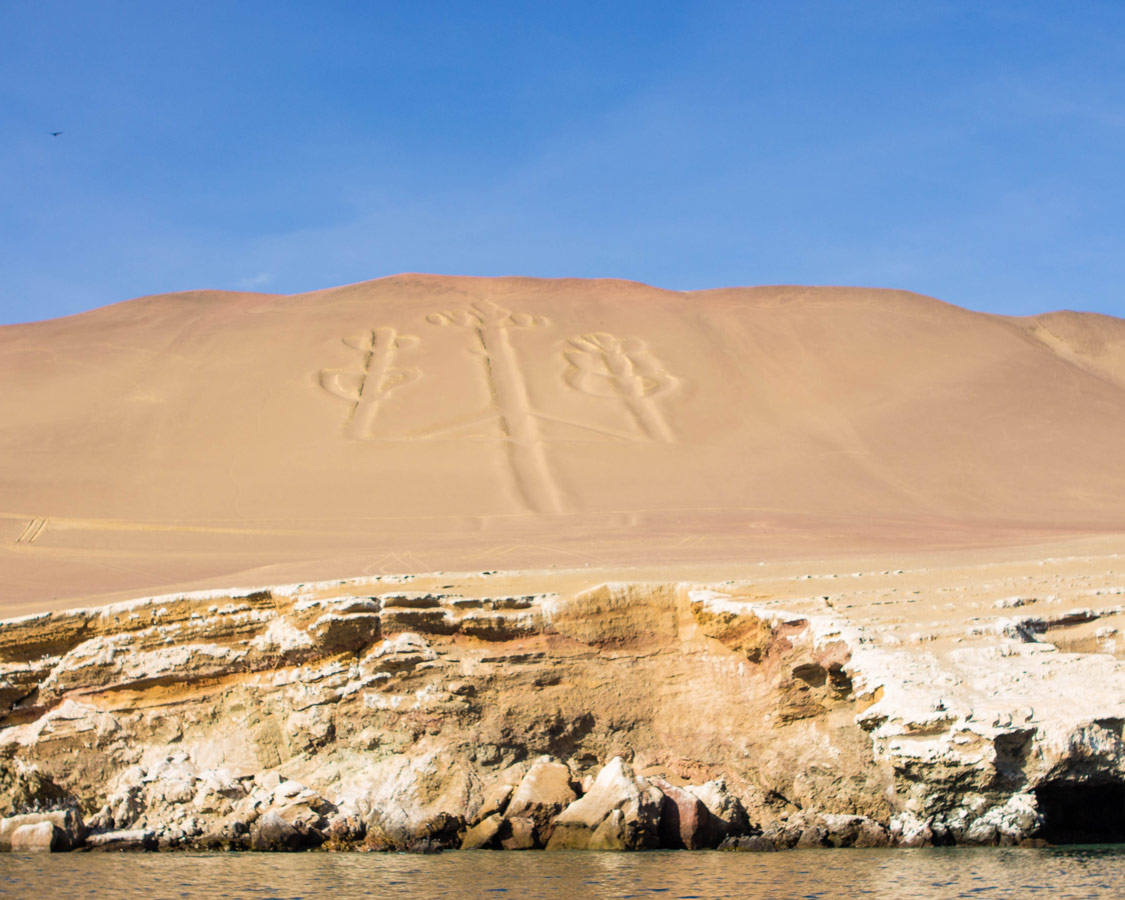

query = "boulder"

[963,817,999,846]
[360,752,476,850]
[819,813,890,848]
[196,815,252,851]
[651,778,722,849]
[323,814,364,846]
[460,813,503,850]
[363,822,396,852]
[962,794,1041,846]
[9,822,63,852]
[719,834,776,851]
[759,821,801,849]
[85,830,158,852]
[503,757,577,842]
[0,808,85,852]
[855,819,891,848]
[250,811,303,851]
[366,810,463,852]
[889,811,933,847]
[684,779,750,838]
[546,757,664,850]
[405,839,445,854]
[795,823,829,848]
[500,816,538,850]
[472,782,515,824]
[408,811,463,849]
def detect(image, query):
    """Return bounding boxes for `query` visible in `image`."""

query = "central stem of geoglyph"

[429,301,566,514]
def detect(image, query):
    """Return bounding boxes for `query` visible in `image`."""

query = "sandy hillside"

[2,274,1124,611]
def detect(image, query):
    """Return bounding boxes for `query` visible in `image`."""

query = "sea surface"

[1,847,1123,900]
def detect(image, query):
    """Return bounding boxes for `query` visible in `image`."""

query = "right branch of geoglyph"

[564,332,678,442]
[318,327,420,439]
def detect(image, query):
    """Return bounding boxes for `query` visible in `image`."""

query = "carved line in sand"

[316,301,681,515]
[14,517,47,544]
[427,301,566,514]
[563,332,678,442]
[317,328,421,439]
[366,551,432,574]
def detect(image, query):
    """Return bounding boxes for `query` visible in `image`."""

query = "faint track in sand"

[14,517,47,544]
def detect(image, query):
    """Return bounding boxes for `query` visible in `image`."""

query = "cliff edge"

[1,545,1123,851]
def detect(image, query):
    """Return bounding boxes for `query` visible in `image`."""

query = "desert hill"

[2,274,1124,610]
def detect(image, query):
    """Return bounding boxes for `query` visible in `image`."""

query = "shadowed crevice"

[1035,780,1125,844]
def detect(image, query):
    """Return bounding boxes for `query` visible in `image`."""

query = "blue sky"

[2,1,1124,324]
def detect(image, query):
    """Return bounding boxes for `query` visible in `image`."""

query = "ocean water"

[1,847,1123,900]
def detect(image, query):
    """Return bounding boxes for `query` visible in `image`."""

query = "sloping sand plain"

[2,274,1124,614]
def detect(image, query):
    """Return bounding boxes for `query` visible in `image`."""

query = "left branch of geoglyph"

[318,327,420,439]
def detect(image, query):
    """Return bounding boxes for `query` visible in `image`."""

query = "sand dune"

[2,275,1124,610]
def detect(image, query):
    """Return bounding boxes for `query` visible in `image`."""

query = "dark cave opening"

[1035,780,1125,844]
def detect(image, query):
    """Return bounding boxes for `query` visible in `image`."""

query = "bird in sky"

[48,131,62,137]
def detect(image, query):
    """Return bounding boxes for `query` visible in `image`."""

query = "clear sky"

[2,1,1124,324]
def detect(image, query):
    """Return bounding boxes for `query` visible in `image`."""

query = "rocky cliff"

[2,559,1123,851]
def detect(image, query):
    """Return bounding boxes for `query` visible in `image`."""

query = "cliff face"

[2,559,1123,851]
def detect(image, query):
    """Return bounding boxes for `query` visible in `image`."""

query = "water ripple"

[1,847,1124,900]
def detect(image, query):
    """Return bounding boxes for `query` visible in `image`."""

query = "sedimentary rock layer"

[2,563,1123,851]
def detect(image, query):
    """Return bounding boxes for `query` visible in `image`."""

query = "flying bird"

[49,131,62,137]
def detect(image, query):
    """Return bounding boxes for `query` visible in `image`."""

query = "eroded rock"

[0,574,1124,851]
[651,778,722,849]
[9,821,61,852]
[0,808,85,852]
[86,830,157,852]
[684,778,750,842]
[250,812,304,852]
[500,816,537,850]
[546,758,663,850]
[460,813,503,850]
[503,757,577,845]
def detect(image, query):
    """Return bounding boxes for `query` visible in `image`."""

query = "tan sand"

[2,274,1124,612]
